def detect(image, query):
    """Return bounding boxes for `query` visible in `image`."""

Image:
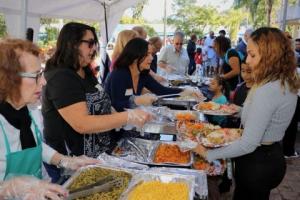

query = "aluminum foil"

[112,138,194,167]
[120,171,196,200]
[148,167,208,198]
[97,153,149,171]
[111,138,159,164]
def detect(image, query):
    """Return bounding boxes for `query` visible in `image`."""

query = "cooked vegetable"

[68,167,132,200]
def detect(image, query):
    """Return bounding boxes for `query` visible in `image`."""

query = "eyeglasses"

[81,39,98,48]
[175,43,183,46]
[18,69,44,84]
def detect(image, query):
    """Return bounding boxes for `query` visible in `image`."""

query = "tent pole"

[280,0,288,31]
[103,2,109,44]
[21,0,28,39]
[163,0,167,46]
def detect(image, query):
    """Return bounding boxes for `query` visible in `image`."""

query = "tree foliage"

[132,0,149,20]
[233,0,281,27]
[167,0,246,40]
[0,14,7,38]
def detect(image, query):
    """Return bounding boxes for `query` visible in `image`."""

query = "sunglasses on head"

[81,39,98,48]
[175,43,183,45]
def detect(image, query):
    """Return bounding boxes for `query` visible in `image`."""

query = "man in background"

[203,31,217,75]
[295,38,300,68]
[236,28,253,58]
[158,31,190,75]
[187,34,197,75]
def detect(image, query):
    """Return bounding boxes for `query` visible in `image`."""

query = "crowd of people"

[0,22,299,200]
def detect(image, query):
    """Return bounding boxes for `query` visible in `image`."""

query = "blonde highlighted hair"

[111,30,138,61]
[250,27,300,93]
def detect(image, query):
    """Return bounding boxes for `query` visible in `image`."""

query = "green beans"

[68,167,132,200]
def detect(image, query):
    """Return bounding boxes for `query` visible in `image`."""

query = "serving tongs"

[66,175,121,200]
[126,139,148,161]
[152,94,181,106]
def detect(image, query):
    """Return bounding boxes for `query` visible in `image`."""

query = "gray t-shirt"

[158,45,190,75]
[207,80,298,162]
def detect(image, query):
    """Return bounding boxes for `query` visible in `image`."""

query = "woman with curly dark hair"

[194,27,300,200]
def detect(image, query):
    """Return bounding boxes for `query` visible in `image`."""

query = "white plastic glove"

[180,87,204,101]
[134,94,158,106]
[59,155,100,171]
[165,65,176,73]
[0,176,67,200]
[126,109,153,128]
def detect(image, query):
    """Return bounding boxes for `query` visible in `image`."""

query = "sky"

[142,0,234,21]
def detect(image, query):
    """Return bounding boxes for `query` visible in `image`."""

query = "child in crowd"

[219,62,254,194]
[208,75,230,125]
[232,62,254,106]
[194,47,203,66]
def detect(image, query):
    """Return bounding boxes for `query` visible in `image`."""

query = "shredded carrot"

[154,144,190,164]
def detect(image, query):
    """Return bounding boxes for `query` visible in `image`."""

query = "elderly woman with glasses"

[0,39,100,200]
[42,22,151,182]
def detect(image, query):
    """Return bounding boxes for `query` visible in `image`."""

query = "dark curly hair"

[250,27,300,93]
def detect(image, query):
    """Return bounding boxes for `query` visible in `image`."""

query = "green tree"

[132,0,148,20]
[142,24,157,37]
[222,9,247,42]
[234,0,281,27]
[0,14,7,38]
[168,3,221,36]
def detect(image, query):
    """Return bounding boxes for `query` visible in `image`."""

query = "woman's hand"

[193,144,208,158]
[134,94,158,106]
[180,87,204,100]
[126,109,154,128]
[0,176,68,200]
[58,155,100,170]
[165,65,176,73]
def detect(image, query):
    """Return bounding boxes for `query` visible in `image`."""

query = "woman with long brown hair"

[194,27,300,199]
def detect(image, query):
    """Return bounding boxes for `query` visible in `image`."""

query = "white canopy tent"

[0,0,140,44]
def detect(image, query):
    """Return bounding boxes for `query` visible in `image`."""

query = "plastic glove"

[153,74,167,83]
[165,65,176,73]
[134,94,158,106]
[0,176,67,200]
[180,87,204,101]
[59,155,100,171]
[126,109,153,128]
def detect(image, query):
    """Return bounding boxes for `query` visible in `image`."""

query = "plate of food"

[199,128,242,148]
[176,120,221,142]
[193,102,240,116]
[193,156,226,176]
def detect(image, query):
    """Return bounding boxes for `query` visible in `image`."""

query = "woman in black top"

[42,23,152,181]
[105,38,203,112]
[213,36,242,91]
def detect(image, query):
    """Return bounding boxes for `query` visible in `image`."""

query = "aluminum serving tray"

[151,141,194,167]
[142,122,177,135]
[120,171,195,200]
[157,97,198,108]
[111,138,159,165]
[63,165,135,199]
[112,138,193,167]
